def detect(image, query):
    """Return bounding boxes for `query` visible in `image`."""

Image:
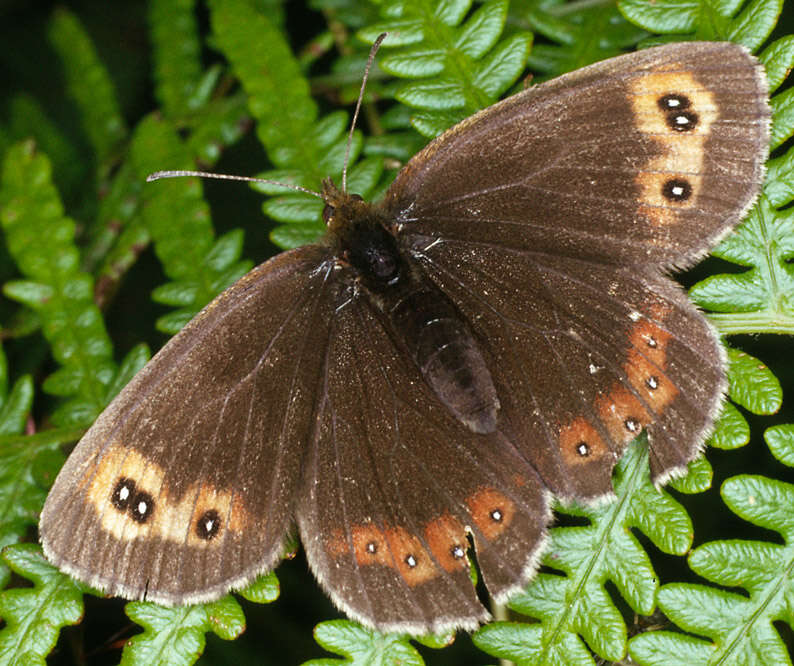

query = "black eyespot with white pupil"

[625,418,641,433]
[658,94,690,111]
[111,478,136,512]
[451,544,465,559]
[646,375,659,390]
[663,178,692,202]
[196,509,221,540]
[130,490,154,523]
[366,541,378,554]
[576,441,590,457]
[670,110,698,131]
[490,509,503,522]
[405,554,417,568]
[658,93,698,132]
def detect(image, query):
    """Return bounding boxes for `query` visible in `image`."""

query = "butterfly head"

[321,178,404,289]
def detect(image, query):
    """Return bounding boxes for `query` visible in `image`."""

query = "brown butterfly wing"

[383,41,768,498]
[386,42,768,270]
[40,245,338,605]
[415,242,723,499]
[295,288,550,634]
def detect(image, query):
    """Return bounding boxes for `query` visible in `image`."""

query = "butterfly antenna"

[149,33,388,198]
[342,32,388,193]
[146,170,323,199]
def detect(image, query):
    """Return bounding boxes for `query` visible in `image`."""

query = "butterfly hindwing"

[296,286,550,633]
[417,241,724,499]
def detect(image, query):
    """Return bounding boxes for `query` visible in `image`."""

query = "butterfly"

[40,41,770,635]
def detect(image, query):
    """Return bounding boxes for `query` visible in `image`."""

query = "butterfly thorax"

[322,179,500,434]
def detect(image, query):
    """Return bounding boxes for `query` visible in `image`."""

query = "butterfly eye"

[323,193,364,224]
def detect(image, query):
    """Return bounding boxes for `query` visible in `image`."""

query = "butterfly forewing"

[386,42,768,271]
[40,246,338,605]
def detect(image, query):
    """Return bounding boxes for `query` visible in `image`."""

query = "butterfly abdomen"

[387,280,500,434]
[328,187,501,435]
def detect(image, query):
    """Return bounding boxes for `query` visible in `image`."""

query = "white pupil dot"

[672,185,684,196]
[647,376,659,389]
[119,487,130,500]
[675,115,689,125]
[667,98,681,107]
[406,555,417,567]
[205,519,214,532]
[137,501,147,514]
[491,510,502,521]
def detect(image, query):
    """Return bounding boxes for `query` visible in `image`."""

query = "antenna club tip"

[146,170,178,182]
